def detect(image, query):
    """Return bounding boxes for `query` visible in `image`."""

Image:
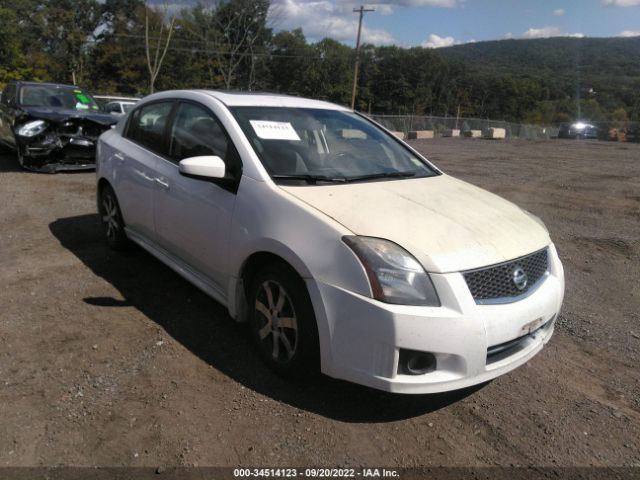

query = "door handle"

[114,152,124,161]
[155,178,170,190]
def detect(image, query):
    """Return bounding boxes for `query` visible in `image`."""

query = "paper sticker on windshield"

[250,120,300,141]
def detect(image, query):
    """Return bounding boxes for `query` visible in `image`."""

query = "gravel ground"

[0,138,638,469]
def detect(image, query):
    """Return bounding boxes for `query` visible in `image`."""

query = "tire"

[16,146,25,169]
[248,264,320,379]
[98,184,129,250]
[12,134,28,170]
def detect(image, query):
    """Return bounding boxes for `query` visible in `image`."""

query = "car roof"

[16,81,82,89]
[194,90,350,111]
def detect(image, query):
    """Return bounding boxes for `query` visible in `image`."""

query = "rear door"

[153,100,242,292]
[116,100,174,242]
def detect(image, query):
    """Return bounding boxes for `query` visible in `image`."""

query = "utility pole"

[350,5,374,110]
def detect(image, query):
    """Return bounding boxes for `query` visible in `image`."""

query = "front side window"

[127,102,173,155]
[18,84,100,111]
[231,107,437,184]
[169,103,228,160]
[169,102,242,182]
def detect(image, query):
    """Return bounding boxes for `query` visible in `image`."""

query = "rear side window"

[126,102,173,155]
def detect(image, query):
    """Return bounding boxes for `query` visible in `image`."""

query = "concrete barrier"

[463,130,482,138]
[390,131,406,140]
[442,129,460,137]
[408,130,434,140]
[484,127,506,139]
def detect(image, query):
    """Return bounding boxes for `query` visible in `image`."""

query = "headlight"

[17,120,48,137]
[343,236,440,306]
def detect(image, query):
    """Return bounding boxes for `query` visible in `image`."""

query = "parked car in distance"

[558,121,599,140]
[0,81,118,172]
[96,90,565,394]
[104,100,138,116]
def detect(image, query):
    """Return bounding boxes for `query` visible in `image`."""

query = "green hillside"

[440,37,640,78]
[436,37,640,122]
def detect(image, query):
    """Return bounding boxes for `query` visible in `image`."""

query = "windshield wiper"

[271,174,347,184]
[344,171,417,183]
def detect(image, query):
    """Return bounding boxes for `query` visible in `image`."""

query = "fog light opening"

[398,350,437,376]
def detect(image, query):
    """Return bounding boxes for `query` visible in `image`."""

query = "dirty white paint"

[280,174,550,273]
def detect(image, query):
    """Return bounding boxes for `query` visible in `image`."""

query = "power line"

[111,34,334,59]
[122,42,323,59]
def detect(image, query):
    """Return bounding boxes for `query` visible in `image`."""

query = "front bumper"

[309,244,564,394]
[19,136,97,172]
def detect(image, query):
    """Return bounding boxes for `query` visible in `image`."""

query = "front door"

[153,101,241,295]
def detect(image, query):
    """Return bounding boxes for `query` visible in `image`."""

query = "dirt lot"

[0,138,639,470]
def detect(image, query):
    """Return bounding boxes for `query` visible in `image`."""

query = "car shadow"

[49,213,486,423]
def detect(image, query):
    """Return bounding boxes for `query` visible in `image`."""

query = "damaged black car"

[0,81,118,172]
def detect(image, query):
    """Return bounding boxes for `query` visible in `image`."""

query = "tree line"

[2,0,639,124]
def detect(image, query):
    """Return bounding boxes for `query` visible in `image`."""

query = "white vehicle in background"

[104,100,138,116]
[95,90,565,394]
[94,96,140,116]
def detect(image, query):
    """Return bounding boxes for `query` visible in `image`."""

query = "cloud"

[268,0,463,44]
[522,26,584,39]
[268,0,463,45]
[601,0,640,6]
[618,30,640,36]
[553,8,565,16]
[358,0,461,6]
[269,1,398,45]
[362,25,396,44]
[421,33,456,48]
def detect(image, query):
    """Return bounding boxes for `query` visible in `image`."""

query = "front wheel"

[98,184,129,250]
[248,265,320,379]
[13,135,30,170]
[16,146,25,169]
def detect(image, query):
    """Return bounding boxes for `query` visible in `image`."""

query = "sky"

[266,0,640,47]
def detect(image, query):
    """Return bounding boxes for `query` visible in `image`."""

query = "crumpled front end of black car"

[15,115,117,172]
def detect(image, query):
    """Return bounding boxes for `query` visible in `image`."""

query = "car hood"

[279,174,550,273]
[18,106,117,126]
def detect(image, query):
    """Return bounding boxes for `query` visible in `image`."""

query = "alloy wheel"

[101,191,120,241]
[254,280,299,363]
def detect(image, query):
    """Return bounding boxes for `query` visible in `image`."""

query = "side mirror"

[179,155,225,180]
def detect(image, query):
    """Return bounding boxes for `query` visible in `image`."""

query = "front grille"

[463,248,548,304]
[57,120,106,140]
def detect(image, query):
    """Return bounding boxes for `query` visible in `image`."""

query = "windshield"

[231,107,437,183]
[18,85,101,111]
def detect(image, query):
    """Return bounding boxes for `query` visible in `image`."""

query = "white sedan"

[96,90,564,394]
